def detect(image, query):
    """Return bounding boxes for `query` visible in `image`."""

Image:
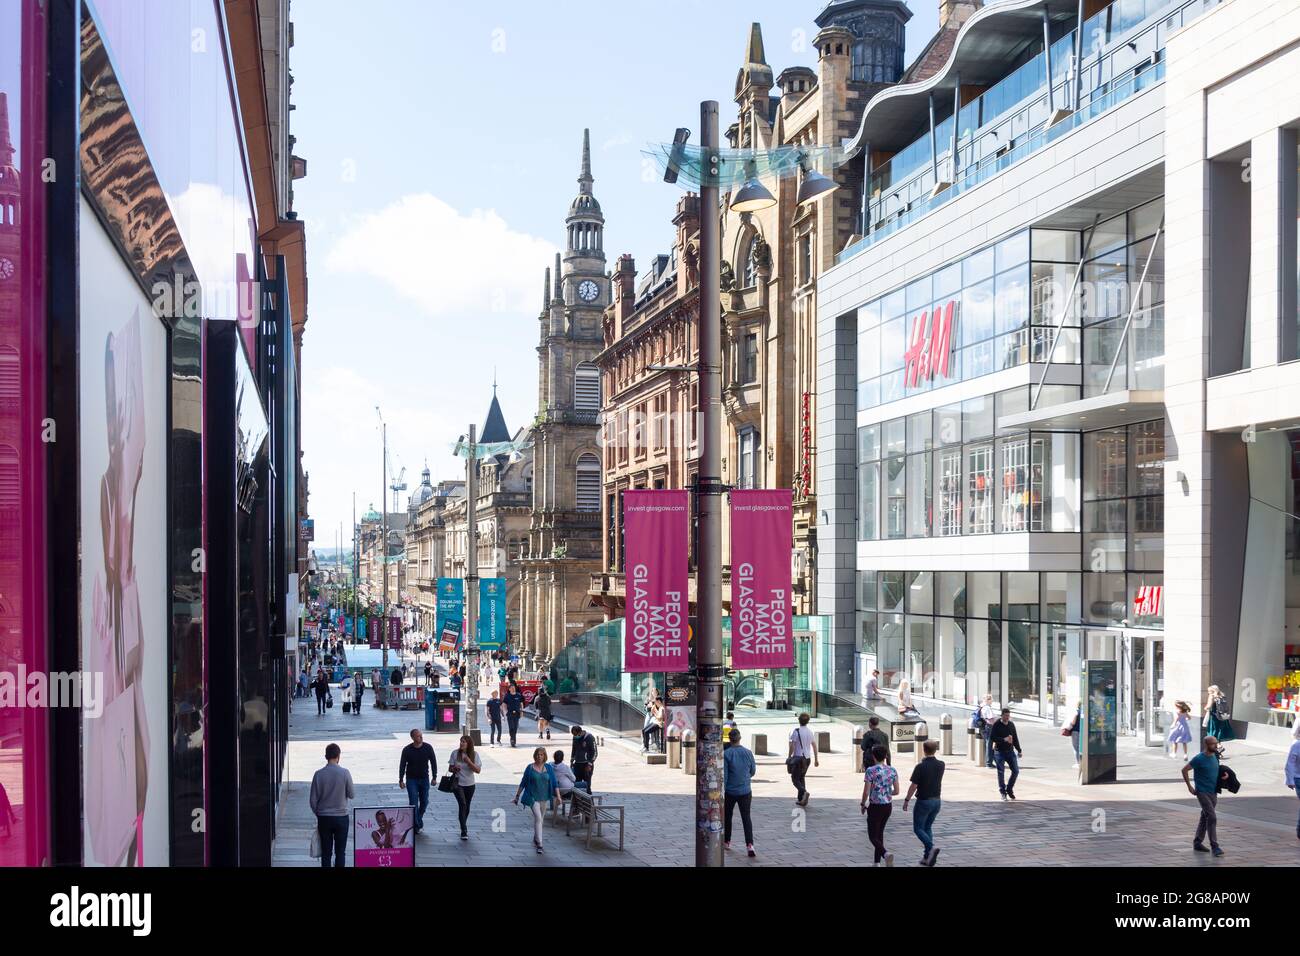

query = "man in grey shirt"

[310,743,355,867]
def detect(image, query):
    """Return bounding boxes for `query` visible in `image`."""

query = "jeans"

[406,778,430,831]
[1194,791,1219,847]
[866,802,892,863]
[994,750,1020,794]
[507,712,521,746]
[454,783,476,834]
[642,726,660,751]
[982,726,994,766]
[573,762,593,790]
[912,797,941,854]
[790,756,810,801]
[316,693,327,716]
[724,792,754,845]
[489,717,503,744]
[317,814,349,868]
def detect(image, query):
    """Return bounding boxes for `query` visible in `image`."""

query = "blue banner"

[436,578,464,653]
[478,577,507,651]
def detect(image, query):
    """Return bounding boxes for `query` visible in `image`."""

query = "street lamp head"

[796,162,838,206]
[730,161,777,213]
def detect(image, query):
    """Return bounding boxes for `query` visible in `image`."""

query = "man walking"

[865,669,881,700]
[1182,736,1224,856]
[990,708,1022,800]
[902,739,944,866]
[979,694,997,767]
[788,712,819,807]
[486,690,504,747]
[313,670,329,716]
[503,682,525,747]
[570,724,598,789]
[398,728,437,834]
[309,743,354,868]
[862,715,891,766]
[723,728,757,857]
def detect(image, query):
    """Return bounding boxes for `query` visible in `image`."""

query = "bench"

[564,789,625,851]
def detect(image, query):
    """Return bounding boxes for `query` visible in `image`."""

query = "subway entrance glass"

[1049,626,1164,746]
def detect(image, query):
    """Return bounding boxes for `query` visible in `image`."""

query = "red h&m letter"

[904,309,929,388]
[927,301,955,379]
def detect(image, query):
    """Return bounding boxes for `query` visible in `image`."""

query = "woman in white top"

[897,678,918,715]
[339,674,354,711]
[448,735,482,840]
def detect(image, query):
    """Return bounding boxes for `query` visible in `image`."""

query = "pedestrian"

[1167,700,1193,760]
[1203,685,1235,743]
[1062,703,1081,767]
[313,670,329,716]
[902,739,944,866]
[862,715,890,766]
[722,711,737,750]
[865,669,881,700]
[1181,735,1224,856]
[643,699,663,753]
[787,712,818,807]
[354,673,365,715]
[340,672,354,714]
[486,690,504,746]
[723,728,757,857]
[503,681,525,747]
[860,744,898,866]
[569,724,598,789]
[990,708,1022,800]
[513,747,557,854]
[1285,722,1300,841]
[298,668,309,700]
[979,694,997,767]
[535,685,554,741]
[398,728,437,835]
[309,743,354,868]
[448,734,482,841]
[424,661,433,685]
[548,750,577,814]
[897,677,919,716]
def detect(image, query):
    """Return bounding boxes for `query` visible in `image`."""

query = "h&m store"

[816,0,1300,744]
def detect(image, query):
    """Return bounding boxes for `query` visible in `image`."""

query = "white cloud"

[602,133,632,151]
[324,194,557,317]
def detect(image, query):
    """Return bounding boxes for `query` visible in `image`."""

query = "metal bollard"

[682,729,696,776]
[913,721,929,764]
[940,714,953,756]
[970,725,983,765]
[852,725,865,773]
[666,727,682,769]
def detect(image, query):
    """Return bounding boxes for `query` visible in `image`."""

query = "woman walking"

[1203,686,1235,743]
[535,685,554,741]
[860,744,899,866]
[513,747,557,854]
[1167,700,1193,759]
[448,735,482,840]
[642,697,663,753]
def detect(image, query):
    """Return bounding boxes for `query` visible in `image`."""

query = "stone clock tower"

[0,93,20,324]
[519,130,606,667]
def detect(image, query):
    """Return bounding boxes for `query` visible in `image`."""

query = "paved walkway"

[274,686,1300,867]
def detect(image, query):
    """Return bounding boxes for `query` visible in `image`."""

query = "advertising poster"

[729,489,794,670]
[435,577,463,653]
[368,616,381,650]
[622,489,689,673]
[478,577,506,650]
[664,669,697,739]
[353,806,415,867]
[78,197,169,866]
[386,616,402,650]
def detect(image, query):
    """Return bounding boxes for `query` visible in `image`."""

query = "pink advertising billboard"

[729,490,794,670]
[352,807,415,868]
[623,490,689,674]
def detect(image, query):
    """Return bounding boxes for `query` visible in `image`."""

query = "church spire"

[554,252,562,300]
[578,127,593,195]
[745,22,767,66]
[543,267,550,312]
[0,93,15,169]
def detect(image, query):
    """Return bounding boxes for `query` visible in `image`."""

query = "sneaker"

[1193,843,1209,853]
[746,844,756,858]
[1007,790,1016,801]
[1212,846,1224,857]
[460,832,468,841]
[536,845,544,854]
[926,848,940,867]
[1000,792,1008,801]
[884,852,894,867]
[724,842,731,851]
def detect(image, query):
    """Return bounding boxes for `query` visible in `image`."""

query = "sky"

[293,0,939,551]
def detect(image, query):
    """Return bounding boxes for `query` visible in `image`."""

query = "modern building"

[518,131,606,666]
[817,0,1298,744]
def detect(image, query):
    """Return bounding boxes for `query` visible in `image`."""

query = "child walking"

[1168,700,1193,759]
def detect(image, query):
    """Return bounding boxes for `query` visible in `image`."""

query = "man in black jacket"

[502,683,526,748]
[313,672,329,716]
[398,728,437,834]
[990,709,1023,800]
[570,725,597,788]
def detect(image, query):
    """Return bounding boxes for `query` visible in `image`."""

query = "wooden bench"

[564,789,625,851]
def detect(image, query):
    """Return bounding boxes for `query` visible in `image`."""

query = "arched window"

[575,363,600,411]
[575,453,600,512]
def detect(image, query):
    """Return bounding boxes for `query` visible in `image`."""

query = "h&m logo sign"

[903,300,957,388]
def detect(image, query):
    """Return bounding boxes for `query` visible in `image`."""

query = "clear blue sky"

[293,0,938,550]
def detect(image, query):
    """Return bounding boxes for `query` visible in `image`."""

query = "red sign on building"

[1133,585,1163,617]
[904,300,957,388]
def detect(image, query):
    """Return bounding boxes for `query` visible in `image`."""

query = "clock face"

[577,279,599,303]
[0,257,13,281]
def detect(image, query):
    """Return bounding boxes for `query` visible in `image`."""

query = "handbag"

[309,827,321,859]
[438,774,457,794]
[326,694,334,710]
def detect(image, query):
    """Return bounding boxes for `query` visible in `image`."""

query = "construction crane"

[389,461,407,514]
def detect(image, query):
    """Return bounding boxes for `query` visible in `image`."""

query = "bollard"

[751,732,768,756]
[940,714,953,756]
[970,724,983,766]
[682,729,697,776]
[666,727,682,769]
[852,725,865,774]
[913,721,929,764]
[815,730,831,754]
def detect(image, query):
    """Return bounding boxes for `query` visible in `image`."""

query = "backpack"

[968,709,982,731]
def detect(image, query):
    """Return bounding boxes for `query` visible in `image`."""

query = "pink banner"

[730,489,794,669]
[623,490,690,673]
[352,807,415,868]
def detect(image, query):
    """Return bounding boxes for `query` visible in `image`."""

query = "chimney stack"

[614,254,636,330]
[939,0,980,29]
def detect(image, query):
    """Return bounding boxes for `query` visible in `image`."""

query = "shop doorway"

[1048,626,1166,746]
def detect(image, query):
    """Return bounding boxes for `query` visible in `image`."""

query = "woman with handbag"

[1203,685,1235,744]
[448,735,482,841]
[513,747,557,854]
